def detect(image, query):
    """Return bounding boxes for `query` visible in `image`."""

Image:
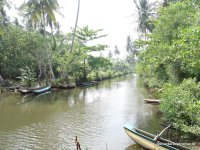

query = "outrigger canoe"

[124,124,190,150]
[31,86,51,94]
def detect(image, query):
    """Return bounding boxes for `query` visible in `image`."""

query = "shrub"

[16,67,36,87]
[160,78,200,136]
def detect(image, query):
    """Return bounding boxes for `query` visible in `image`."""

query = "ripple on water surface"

[0,75,161,150]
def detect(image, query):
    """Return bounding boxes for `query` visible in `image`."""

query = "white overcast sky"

[59,0,138,51]
[10,0,138,57]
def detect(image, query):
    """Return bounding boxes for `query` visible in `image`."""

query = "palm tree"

[133,0,156,39]
[20,0,60,84]
[71,0,80,51]
[20,0,59,34]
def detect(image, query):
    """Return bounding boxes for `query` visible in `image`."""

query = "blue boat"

[31,86,51,94]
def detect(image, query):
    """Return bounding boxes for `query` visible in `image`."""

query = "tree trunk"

[0,74,6,86]
[48,62,55,80]
[70,0,80,51]
[38,63,43,86]
[83,58,86,80]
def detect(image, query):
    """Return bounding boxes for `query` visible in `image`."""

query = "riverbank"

[0,72,133,94]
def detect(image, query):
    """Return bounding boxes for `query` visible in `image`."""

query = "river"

[0,74,161,150]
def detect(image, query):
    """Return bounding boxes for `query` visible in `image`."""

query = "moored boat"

[18,89,31,94]
[18,85,41,94]
[77,82,95,87]
[144,99,160,104]
[124,124,190,150]
[59,84,76,89]
[31,86,51,94]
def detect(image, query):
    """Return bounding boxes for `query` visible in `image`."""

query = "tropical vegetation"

[0,0,134,87]
[135,0,200,137]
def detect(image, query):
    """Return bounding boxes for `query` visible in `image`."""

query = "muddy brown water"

[0,74,162,150]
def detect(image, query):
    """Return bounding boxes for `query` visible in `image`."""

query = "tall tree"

[20,0,59,34]
[20,0,60,84]
[133,0,156,39]
[71,0,80,51]
[114,45,120,55]
[0,0,10,85]
[0,0,9,34]
[75,26,107,80]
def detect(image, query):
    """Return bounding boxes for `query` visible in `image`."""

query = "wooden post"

[75,136,81,150]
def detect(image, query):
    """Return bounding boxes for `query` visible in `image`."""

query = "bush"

[160,78,200,136]
[87,71,97,81]
[16,67,36,87]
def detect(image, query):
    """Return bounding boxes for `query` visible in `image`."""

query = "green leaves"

[136,0,200,137]
[17,67,36,87]
[161,78,200,135]
[137,0,200,84]
[20,0,60,33]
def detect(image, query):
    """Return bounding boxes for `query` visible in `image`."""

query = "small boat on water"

[18,85,41,94]
[31,86,51,94]
[77,82,95,87]
[124,124,190,150]
[59,84,76,89]
[144,99,161,104]
[18,89,31,94]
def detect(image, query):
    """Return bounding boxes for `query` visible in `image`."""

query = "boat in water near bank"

[144,99,160,104]
[124,124,190,150]
[31,86,51,94]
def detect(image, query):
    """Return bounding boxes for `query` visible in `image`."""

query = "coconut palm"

[133,0,157,39]
[20,0,59,34]
[20,0,60,84]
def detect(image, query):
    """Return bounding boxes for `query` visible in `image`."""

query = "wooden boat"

[77,82,95,87]
[18,89,31,94]
[59,84,76,89]
[144,99,160,104]
[124,124,190,150]
[18,85,41,94]
[31,86,51,94]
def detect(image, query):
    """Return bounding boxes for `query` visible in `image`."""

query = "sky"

[59,0,138,57]
[9,0,138,58]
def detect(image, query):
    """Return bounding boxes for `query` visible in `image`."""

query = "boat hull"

[31,86,51,93]
[124,127,168,150]
[18,89,31,94]
[77,82,95,87]
[144,99,160,104]
[124,124,190,150]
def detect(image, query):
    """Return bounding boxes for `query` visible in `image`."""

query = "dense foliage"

[161,79,200,136]
[136,0,200,137]
[0,25,132,85]
[0,1,133,86]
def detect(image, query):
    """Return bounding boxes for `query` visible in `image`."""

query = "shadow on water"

[17,91,52,105]
[125,144,143,150]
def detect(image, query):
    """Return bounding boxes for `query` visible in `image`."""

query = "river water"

[0,74,161,150]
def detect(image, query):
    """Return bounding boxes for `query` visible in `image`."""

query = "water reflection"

[125,144,143,150]
[0,74,161,149]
